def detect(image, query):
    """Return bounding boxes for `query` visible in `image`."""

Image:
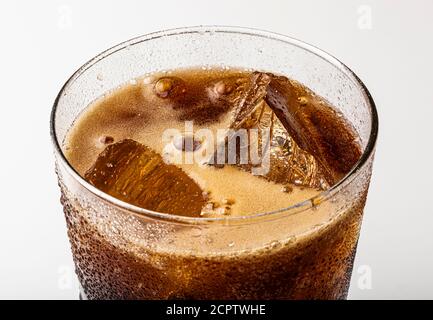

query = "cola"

[59,67,370,299]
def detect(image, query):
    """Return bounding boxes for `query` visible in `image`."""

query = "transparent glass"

[51,26,378,300]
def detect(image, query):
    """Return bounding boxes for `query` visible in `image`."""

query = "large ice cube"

[265,74,362,183]
[84,139,206,216]
[234,101,331,190]
[206,72,332,189]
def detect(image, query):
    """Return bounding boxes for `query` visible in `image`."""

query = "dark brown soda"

[61,67,366,299]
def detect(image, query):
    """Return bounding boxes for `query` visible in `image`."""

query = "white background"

[0,0,432,299]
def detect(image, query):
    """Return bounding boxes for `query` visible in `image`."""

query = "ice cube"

[205,72,271,165]
[234,101,331,189]
[203,72,331,189]
[84,139,206,217]
[264,74,362,183]
[229,72,271,129]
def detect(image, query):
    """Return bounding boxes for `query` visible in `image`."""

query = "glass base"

[79,284,88,300]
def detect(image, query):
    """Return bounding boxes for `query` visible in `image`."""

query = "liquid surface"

[65,68,361,217]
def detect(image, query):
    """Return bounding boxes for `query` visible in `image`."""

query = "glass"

[50,26,378,300]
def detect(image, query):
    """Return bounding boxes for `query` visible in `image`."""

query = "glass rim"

[50,25,378,226]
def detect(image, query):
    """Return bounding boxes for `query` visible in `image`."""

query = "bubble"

[153,76,186,99]
[297,96,309,105]
[154,77,174,98]
[222,198,235,205]
[99,135,114,145]
[281,185,293,193]
[214,81,233,95]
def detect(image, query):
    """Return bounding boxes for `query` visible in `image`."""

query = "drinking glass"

[50,26,378,299]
